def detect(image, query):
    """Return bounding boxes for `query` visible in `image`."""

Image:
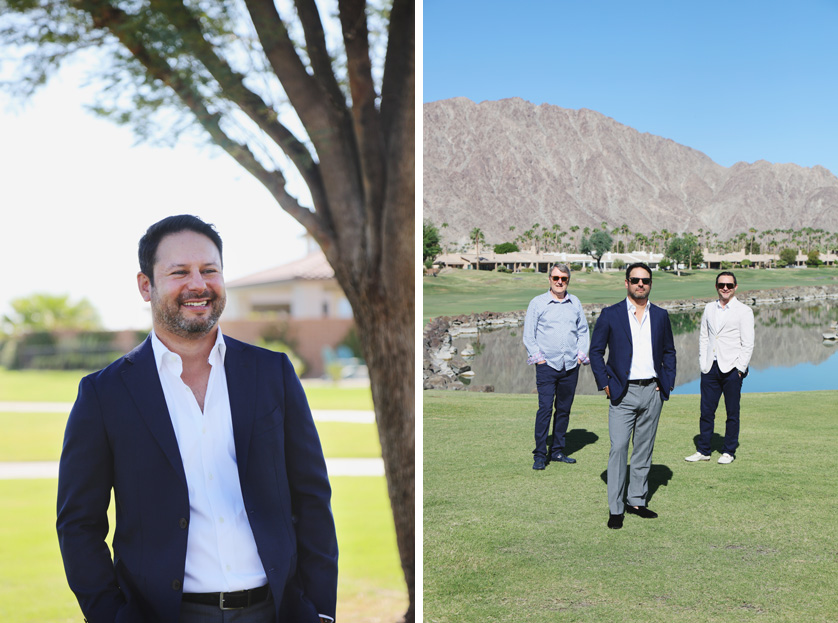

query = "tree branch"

[292,0,345,108]
[243,0,366,273]
[338,0,386,263]
[380,0,413,142]
[77,0,330,247]
[145,0,330,220]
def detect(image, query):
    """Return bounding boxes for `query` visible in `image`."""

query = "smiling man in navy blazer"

[589,262,676,530]
[57,215,338,623]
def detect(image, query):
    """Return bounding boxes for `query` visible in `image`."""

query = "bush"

[612,259,625,270]
[569,263,583,272]
[497,266,512,273]
[493,242,520,254]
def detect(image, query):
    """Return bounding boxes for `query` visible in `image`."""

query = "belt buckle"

[219,592,237,611]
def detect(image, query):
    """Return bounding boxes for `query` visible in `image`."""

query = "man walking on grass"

[523,263,590,471]
[589,263,676,530]
[686,271,754,465]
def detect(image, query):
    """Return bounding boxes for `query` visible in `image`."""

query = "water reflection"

[452,302,838,394]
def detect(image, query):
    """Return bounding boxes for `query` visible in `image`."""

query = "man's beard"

[151,289,226,339]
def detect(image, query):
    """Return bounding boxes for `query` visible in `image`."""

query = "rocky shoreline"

[423,284,838,392]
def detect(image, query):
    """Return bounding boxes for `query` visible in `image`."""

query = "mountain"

[423,97,838,246]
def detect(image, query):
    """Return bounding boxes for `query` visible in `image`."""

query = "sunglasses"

[550,276,569,283]
[716,282,736,290]
[628,277,651,285]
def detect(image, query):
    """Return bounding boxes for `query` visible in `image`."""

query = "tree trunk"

[350,288,415,623]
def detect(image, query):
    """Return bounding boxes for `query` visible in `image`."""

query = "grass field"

[0,368,375,410]
[423,265,838,323]
[0,368,405,622]
[424,390,838,623]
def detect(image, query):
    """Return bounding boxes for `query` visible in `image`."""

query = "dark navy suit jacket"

[589,300,677,405]
[57,336,338,623]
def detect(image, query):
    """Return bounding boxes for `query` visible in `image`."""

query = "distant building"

[222,243,356,378]
[433,250,664,272]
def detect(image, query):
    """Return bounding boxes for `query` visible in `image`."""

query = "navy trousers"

[697,360,744,457]
[534,363,579,459]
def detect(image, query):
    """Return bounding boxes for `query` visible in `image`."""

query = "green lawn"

[423,266,838,323]
[0,368,374,411]
[0,370,403,621]
[0,476,404,623]
[0,412,380,461]
[424,390,838,623]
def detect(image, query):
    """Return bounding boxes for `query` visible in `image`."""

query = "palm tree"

[469,227,485,269]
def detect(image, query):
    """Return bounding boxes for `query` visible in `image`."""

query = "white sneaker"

[685,452,711,462]
[718,453,735,464]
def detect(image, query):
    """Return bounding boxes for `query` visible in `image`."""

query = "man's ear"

[137,272,152,303]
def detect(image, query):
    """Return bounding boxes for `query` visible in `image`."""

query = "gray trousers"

[607,383,663,514]
[179,592,276,623]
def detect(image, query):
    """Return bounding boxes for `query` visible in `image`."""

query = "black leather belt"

[182,584,270,610]
[627,378,657,386]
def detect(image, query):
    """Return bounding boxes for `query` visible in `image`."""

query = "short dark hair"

[625,262,652,281]
[715,271,737,286]
[138,215,223,284]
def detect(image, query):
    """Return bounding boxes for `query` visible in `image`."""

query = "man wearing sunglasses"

[590,263,676,529]
[523,263,590,471]
[686,271,754,465]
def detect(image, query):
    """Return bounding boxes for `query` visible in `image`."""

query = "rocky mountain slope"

[423,97,838,246]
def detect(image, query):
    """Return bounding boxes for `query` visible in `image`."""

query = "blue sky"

[423,0,838,176]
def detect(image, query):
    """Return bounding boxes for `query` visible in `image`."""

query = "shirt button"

[219,517,224,524]
[179,518,188,529]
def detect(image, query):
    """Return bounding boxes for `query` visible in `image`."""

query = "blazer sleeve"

[57,376,138,623]
[589,307,611,390]
[737,306,755,372]
[698,304,710,371]
[279,354,339,619]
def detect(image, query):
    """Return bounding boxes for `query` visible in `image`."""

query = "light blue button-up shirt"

[523,291,590,371]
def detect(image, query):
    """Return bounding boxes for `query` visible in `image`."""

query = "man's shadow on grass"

[691,432,725,455]
[547,428,599,459]
[599,464,674,504]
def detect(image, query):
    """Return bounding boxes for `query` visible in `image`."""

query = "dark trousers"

[698,360,744,457]
[534,364,579,459]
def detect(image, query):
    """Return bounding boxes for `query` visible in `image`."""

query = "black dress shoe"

[549,452,577,464]
[626,505,658,519]
[532,456,546,470]
[607,513,624,529]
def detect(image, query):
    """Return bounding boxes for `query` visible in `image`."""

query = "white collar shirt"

[151,328,267,593]
[626,298,657,380]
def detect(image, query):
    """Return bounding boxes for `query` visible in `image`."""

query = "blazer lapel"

[120,338,187,487]
[224,336,256,481]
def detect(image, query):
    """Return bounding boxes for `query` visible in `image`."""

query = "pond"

[451,301,838,395]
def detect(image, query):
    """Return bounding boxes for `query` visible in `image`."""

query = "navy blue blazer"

[57,336,338,623]
[589,300,677,404]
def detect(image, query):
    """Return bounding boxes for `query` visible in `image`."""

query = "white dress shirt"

[626,298,657,380]
[699,296,755,374]
[151,329,268,593]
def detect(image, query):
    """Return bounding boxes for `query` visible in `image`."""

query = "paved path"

[0,403,379,479]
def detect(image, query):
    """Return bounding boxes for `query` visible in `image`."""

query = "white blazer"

[699,296,755,374]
